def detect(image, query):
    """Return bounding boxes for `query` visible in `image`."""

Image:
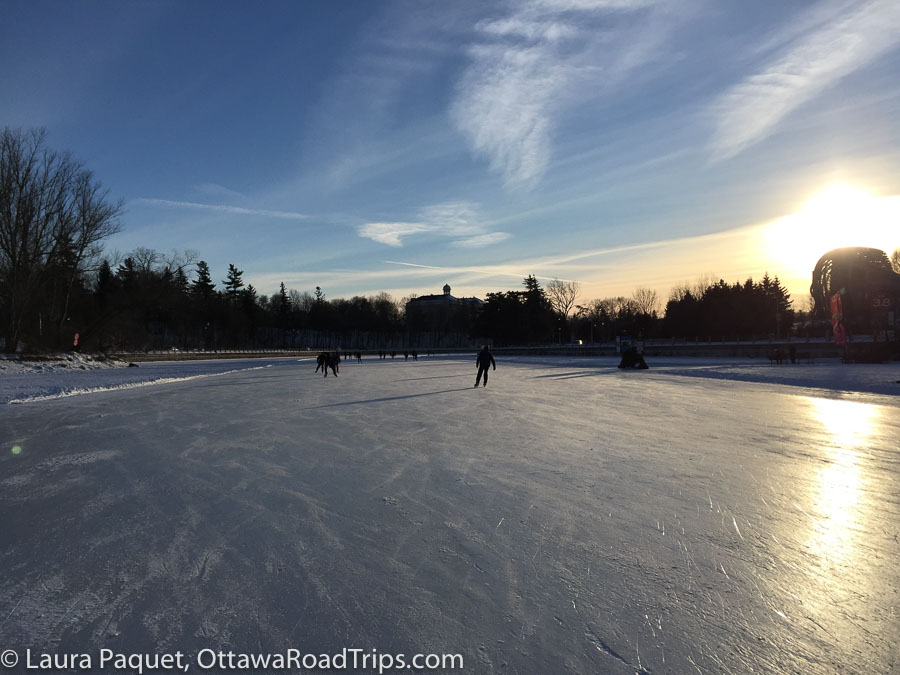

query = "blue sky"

[3,0,899,308]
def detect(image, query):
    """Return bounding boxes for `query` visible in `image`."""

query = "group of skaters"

[314,351,342,377]
[376,349,436,360]
[378,349,424,361]
[313,345,499,387]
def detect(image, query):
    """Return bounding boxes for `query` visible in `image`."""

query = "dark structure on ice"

[617,346,648,369]
[811,248,899,327]
[810,247,900,360]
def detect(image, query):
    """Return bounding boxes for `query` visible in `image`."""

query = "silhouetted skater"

[475,345,496,387]
[323,351,340,377]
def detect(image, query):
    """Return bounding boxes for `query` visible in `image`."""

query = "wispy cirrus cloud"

[451,0,663,189]
[384,259,561,283]
[710,0,900,161]
[452,232,512,248]
[358,201,509,248]
[133,198,309,221]
[418,201,485,236]
[357,222,437,247]
[192,183,247,201]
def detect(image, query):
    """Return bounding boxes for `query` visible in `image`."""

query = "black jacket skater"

[475,347,496,387]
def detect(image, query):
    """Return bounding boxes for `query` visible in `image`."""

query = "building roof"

[406,284,483,308]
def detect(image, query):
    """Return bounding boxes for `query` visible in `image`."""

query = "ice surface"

[1,355,898,673]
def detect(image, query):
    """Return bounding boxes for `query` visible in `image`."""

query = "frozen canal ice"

[1,355,898,673]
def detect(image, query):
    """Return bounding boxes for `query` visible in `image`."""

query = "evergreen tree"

[477,291,525,346]
[115,258,138,293]
[520,275,555,343]
[223,264,245,303]
[192,261,216,298]
[95,260,116,306]
[758,273,793,337]
[663,290,699,338]
[173,267,189,296]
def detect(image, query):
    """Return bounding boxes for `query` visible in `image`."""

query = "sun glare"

[764,183,899,281]
[803,396,881,563]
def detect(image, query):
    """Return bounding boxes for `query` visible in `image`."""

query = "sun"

[764,182,900,280]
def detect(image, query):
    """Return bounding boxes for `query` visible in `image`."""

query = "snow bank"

[0,356,312,404]
[0,352,131,375]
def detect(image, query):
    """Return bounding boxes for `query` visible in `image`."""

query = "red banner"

[830,292,845,346]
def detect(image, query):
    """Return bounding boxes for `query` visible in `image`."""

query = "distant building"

[405,284,484,340]
[405,284,484,310]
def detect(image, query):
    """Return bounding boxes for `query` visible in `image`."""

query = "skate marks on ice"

[302,387,475,410]
[503,353,900,396]
[1,357,899,672]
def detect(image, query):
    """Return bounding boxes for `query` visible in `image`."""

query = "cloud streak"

[384,259,564,283]
[452,232,512,248]
[134,198,309,221]
[710,0,900,161]
[357,222,437,247]
[451,0,661,189]
[358,201,509,248]
[385,221,764,287]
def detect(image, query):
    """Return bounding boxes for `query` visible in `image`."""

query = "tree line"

[479,273,796,346]
[93,251,409,351]
[2,127,871,353]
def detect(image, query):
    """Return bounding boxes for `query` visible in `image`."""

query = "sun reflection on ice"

[804,397,881,562]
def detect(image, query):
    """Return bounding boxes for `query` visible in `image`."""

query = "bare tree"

[165,248,199,274]
[691,273,717,299]
[130,247,162,276]
[594,296,637,320]
[668,273,717,303]
[667,284,690,303]
[0,128,122,350]
[545,278,581,318]
[56,169,124,332]
[891,248,900,274]
[631,287,659,315]
[372,291,401,326]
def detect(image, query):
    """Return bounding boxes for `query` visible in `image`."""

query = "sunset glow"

[764,184,899,282]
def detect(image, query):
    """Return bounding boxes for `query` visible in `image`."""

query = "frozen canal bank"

[2,356,899,673]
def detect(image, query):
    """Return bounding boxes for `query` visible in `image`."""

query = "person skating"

[323,351,340,377]
[475,345,496,387]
